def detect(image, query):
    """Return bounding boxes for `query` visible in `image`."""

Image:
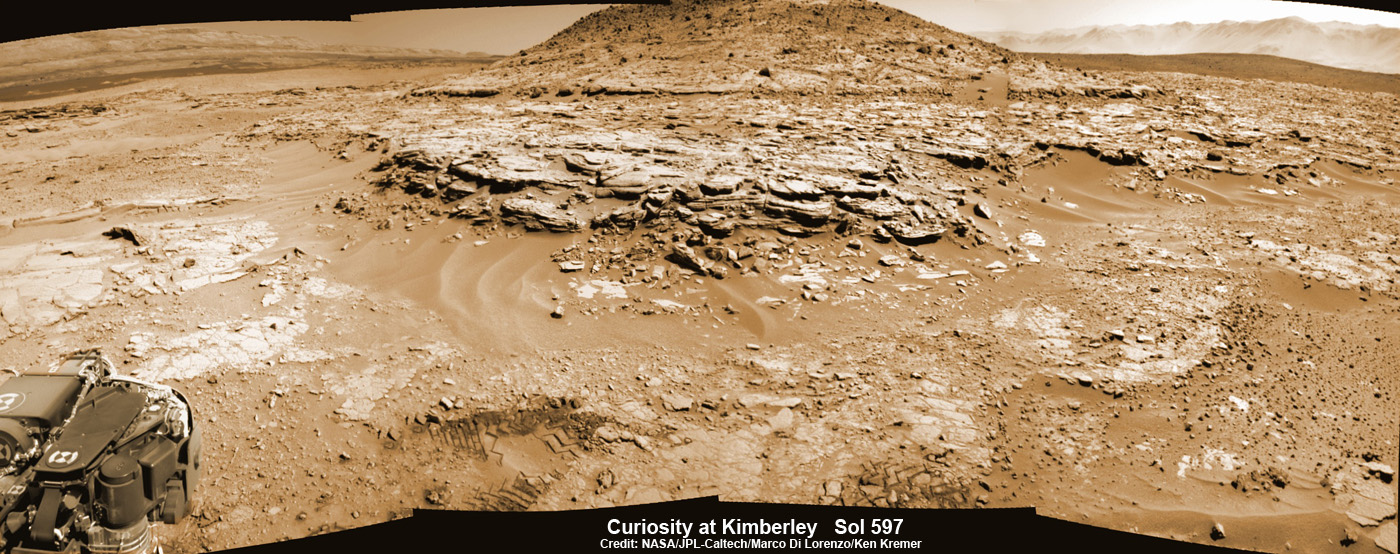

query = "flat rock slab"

[1375,521,1397,554]
[1344,479,1397,526]
[0,240,119,331]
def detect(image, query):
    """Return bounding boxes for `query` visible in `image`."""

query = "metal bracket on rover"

[0,350,200,554]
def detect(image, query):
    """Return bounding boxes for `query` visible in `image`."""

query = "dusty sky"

[177,1,1400,55]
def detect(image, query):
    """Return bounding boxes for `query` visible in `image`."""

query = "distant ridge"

[974,17,1400,75]
[0,27,500,100]
[1028,52,1400,95]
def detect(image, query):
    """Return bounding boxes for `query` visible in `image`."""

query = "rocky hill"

[422,0,1018,96]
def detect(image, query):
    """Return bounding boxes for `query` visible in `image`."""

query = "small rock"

[768,408,794,430]
[551,306,565,319]
[1361,461,1395,483]
[661,394,693,412]
[559,260,586,272]
[1210,523,1226,540]
[634,436,654,451]
[103,226,150,247]
[596,426,621,442]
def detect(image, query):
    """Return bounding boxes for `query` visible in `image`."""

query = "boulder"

[701,175,745,196]
[765,178,825,200]
[768,408,794,430]
[838,196,907,219]
[764,198,833,226]
[815,178,884,199]
[882,220,945,245]
[103,226,151,247]
[390,149,446,171]
[450,198,493,222]
[440,181,477,202]
[562,151,615,174]
[660,394,693,412]
[498,198,585,232]
[592,203,648,229]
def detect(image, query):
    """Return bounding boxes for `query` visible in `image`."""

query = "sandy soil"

[0,3,1396,553]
